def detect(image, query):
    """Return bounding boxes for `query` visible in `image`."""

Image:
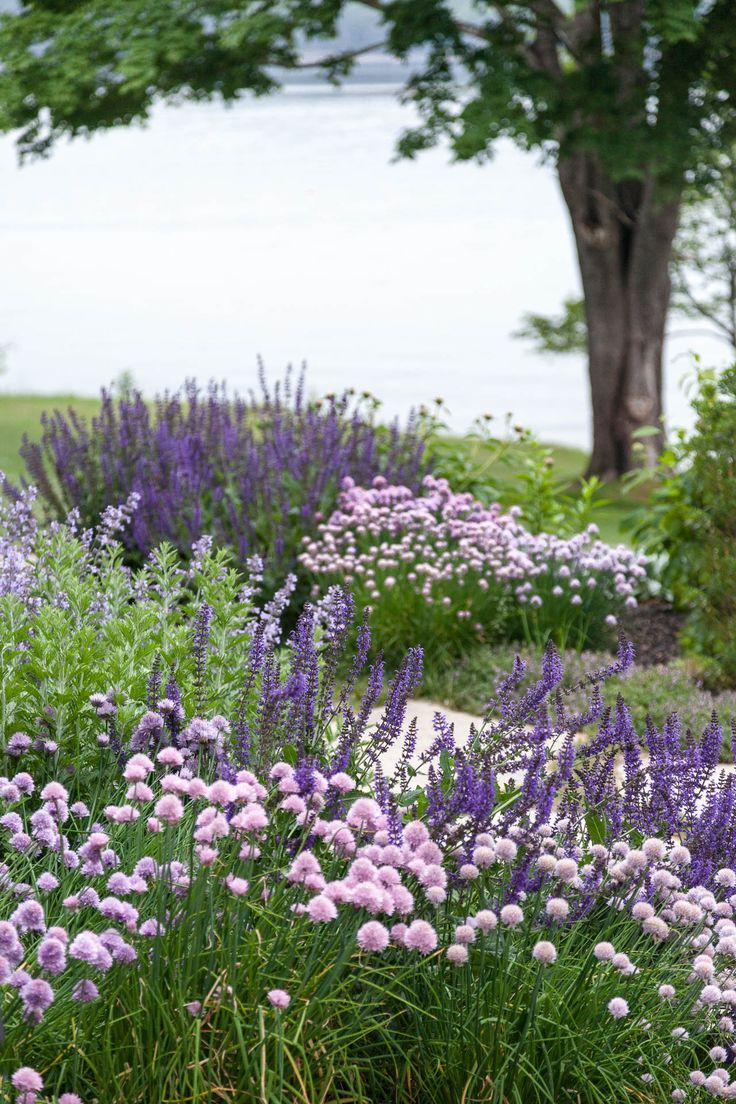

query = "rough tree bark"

[558,151,681,479]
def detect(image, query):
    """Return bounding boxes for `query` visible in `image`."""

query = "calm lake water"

[0,81,722,445]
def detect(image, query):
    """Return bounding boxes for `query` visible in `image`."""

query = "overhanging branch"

[291,41,388,70]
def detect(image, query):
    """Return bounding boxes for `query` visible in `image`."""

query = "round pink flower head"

[607,997,629,1019]
[446,943,469,965]
[495,838,517,862]
[642,915,669,941]
[474,909,497,933]
[404,919,438,954]
[532,940,557,965]
[154,794,184,826]
[459,863,479,881]
[357,921,390,953]
[472,845,495,869]
[346,797,384,832]
[555,858,578,883]
[612,953,633,973]
[329,772,355,794]
[545,897,569,921]
[454,924,476,945]
[658,984,676,1000]
[642,837,666,860]
[225,876,249,898]
[267,988,291,1009]
[59,1095,84,1104]
[12,1069,43,1093]
[403,820,429,849]
[500,904,524,928]
[593,941,615,961]
[425,885,446,905]
[391,923,408,944]
[40,782,68,803]
[157,746,184,767]
[306,895,338,924]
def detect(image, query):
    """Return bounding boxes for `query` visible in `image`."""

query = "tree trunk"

[558,152,681,478]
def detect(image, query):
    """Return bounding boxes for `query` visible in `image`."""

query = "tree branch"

[291,41,388,70]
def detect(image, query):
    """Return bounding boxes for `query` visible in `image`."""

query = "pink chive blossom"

[329,772,355,793]
[555,858,578,882]
[346,798,385,832]
[459,863,479,880]
[607,997,629,1019]
[269,761,293,780]
[59,1095,84,1104]
[207,780,236,805]
[495,838,517,862]
[446,944,469,965]
[231,806,268,831]
[126,783,154,803]
[545,897,569,921]
[391,923,408,944]
[357,921,390,952]
[593,942,615,961]
[475,910,497,933]
[20,977,54,1016]
[403,821,429,848]
[454,925,476,945]
[11,899,45,933]
[532,941,557,965]
[500,904,524,928]
[154,795,184,826]
[123,754,154,781]
[267,988,291,1009]
[279,795,306,816]
[157,747,184,766]
[40,782,68,802]
[472,846,495,868]
[12,1069,43,1094]
[224,876,249,897]
[306,895,338,923]
[404,919,438,954]
[72,979,99,1003]
[37,938,66,974]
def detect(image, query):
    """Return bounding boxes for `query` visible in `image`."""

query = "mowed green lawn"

[0,393,645,542]
[0,394,102,485]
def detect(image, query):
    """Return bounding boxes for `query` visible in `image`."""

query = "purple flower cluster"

[300,475,647,651]
[16,369,428,574]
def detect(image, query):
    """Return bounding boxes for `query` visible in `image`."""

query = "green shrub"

[630,364,736,687]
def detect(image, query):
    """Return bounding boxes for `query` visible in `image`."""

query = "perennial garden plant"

[2,493,736,1101]
[629,363,736,688]
[300,474,648,663]
[12,368,427,586]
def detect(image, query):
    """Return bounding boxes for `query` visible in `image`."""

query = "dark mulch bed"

[619,599,687,667]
